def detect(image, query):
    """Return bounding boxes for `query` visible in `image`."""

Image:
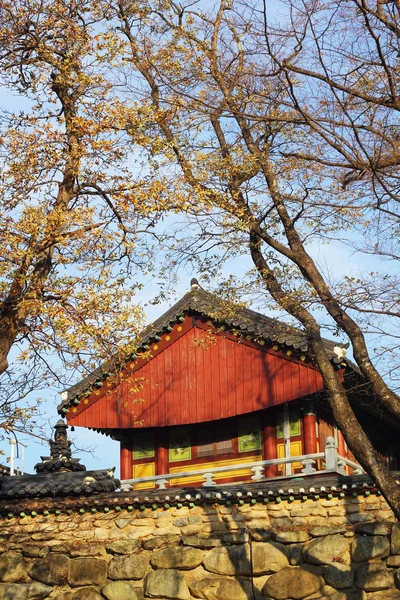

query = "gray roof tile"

[0,469,120,500]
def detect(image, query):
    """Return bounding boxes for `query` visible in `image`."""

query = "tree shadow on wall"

[169,485,397,600]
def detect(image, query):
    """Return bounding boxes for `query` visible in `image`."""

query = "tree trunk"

[250,236,400,519]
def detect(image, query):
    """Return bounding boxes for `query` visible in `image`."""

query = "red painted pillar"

[120,439,132,480]
[303,401,317,455]
[156,429,168,476]
[262,410,277,477]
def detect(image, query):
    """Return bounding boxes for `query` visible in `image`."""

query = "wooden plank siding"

[67,320,324,430]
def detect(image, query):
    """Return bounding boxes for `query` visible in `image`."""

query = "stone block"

[225,513,245,523]
[356,562,391,591]
[290,508,311,517]
[203,545,250,576]
[188,515,202,525]
[317,592,363,600]
[0,551,29,583]
[151,547,203,570]
[0,582,52,600]
[392,524,400,554]
[262,565,323,599]
[50,544,71,553]
[308,517,332,528]
[289,544,303,566]
[250,529,273,542]
[143,535,181,551]
[72,545,107,559]
[201,523,227,534]
[172,518,189,528]
[226,523,242,532]
[153,527,181,536]
[180,525,202,536]
[267,509,290,518]
[355,523,389,536]
[93,528,108,541]
[322,563,355,589]
[156,518,173,528]
[115,518,132,529]
[275,531,309,544]
[108,553,149,580]
[347,513,374,524]
[106,540,140,555]
[376,511,396,523]
[319,584,338,596]
[128,527,155,539]
[68,558,107,587]
[368,593,400,600]
[268,504,289,512]
[181,535,222,549]
[304,534,350,566]
[144,569,190,600]
[31,533,53,541]
[327,508,347,516]
[252,541,289,575]
[218,507,233,515]
[221,532,247,545]
[387,555,400,567]
[352,535,390,562]
[72,589,103,600]
[21,546,50,559]
[102,580,139,600]
[290,517,307,527]
[107,528,128,540]
[270,518,292,529]
[28,553,69,585]
[189,576,251,600]
[310,507,328,517]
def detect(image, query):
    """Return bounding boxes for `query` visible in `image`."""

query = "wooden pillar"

[303,400,317,455]
[120,439,132,480]
[262,410,277,477]
[156,429,168,476]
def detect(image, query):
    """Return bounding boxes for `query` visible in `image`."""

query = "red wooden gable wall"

[67,317,324,429]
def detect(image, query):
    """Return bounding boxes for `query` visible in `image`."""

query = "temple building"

[58,280,399,488]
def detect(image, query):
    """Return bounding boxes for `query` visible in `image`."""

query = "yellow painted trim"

[133,462,155,490]
[169,455,262,485]
[277,441,303,473]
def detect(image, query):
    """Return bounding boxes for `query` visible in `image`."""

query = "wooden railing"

[120,436,364,491]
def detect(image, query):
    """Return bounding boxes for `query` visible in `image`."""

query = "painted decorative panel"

[169,426,192,462]
[132,430,154,459]
[133,462,155,489]
[238,414,261,453]
[276,408,301,438]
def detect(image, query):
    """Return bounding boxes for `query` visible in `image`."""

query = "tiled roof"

[59,283,348,410]
[0,471,397,517]
[0,468,120,500]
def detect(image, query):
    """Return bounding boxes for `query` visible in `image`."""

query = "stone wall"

[0,485,399,600]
